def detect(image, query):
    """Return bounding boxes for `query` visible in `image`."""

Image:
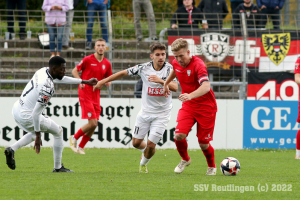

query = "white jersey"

[18,67,55,113]
[127,61,176,114]
[13,67,81,132]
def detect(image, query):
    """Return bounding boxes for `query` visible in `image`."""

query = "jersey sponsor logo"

[262,33,291,65]
[38,94,51,105]
[147,87,164,96]
[91,64,97,66]
[175,69,181,72]
[198,33,234,63]
[88,112,92,117]
[187,70,191,76]
[39,95,50,104]
[102,65,105,69]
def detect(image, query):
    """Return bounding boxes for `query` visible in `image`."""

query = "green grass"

[0,148,299,200]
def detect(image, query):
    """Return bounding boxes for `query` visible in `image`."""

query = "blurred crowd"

[5,0,286,57]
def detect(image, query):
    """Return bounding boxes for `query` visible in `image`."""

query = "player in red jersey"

[163,38,218,175]
[294,57,300,159]
[70,38,112,154]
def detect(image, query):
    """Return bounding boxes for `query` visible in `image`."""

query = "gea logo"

[251,107,299,130]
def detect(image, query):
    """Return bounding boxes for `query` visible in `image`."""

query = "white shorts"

[12,101,55,133]
[132,109,171,144]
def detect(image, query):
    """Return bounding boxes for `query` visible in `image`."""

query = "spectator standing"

[133,0,158,42]
[230,0,244,13]
[62,0,79,50]
[85,0,109,50]
[42,0,69,58]
[197,0,229,29]
[6,0,27,40]
[177,0,195,8]
[171,0,202,29]
[233,0,260,29]
[257,0,285,29]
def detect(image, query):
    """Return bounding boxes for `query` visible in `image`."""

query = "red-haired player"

[163,38,218,175]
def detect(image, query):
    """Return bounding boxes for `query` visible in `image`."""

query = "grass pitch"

[0,148,299,200]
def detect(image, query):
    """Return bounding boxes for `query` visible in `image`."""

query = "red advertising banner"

[167,29,300,74]
[247,72,299,100]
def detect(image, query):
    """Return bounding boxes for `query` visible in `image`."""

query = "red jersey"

[294,57,300,74]
[172,56,217,111]
[76,54,112,104]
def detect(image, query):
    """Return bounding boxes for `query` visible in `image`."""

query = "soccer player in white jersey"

[4,56,97,172]
[93,42,178,173]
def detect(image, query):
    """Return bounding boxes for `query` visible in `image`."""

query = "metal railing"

[0,9,299,99]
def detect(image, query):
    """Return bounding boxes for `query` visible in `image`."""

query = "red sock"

[202,144,216,168]
[297,130,300,150]
[78,135,91,149]
[175,138,190,161]
[74,128,85,140]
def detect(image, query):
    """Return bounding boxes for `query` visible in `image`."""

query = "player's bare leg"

[132,138,147,152]
[174,133,191,173]
[132,138,149,173]
[139,139,157,173]
[200,143,216,175]
[144,140,156,159]
[72,119,98,154]
[296,129,300,159]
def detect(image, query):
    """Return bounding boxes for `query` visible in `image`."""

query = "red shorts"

[79,98,101,120]
[175,107,216,144]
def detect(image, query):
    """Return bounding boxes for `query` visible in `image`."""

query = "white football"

[220,157,240,176]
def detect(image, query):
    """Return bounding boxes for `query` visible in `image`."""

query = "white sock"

[140,155,151,166]
[52,128,63,169]
[11,132,36,151]
[72,136,77,141]
[139,146,147,153]
[77,146,83,150]
[296,149,300,156]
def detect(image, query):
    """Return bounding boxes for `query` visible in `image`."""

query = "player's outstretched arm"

[93,69,128,91]
[295,74,300,85]
[82,78,98,86]
[148,75,178,92]
[54,76,97,85]
[168,81,178,92]
[179,81,211,102]
[163,69,177,97]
